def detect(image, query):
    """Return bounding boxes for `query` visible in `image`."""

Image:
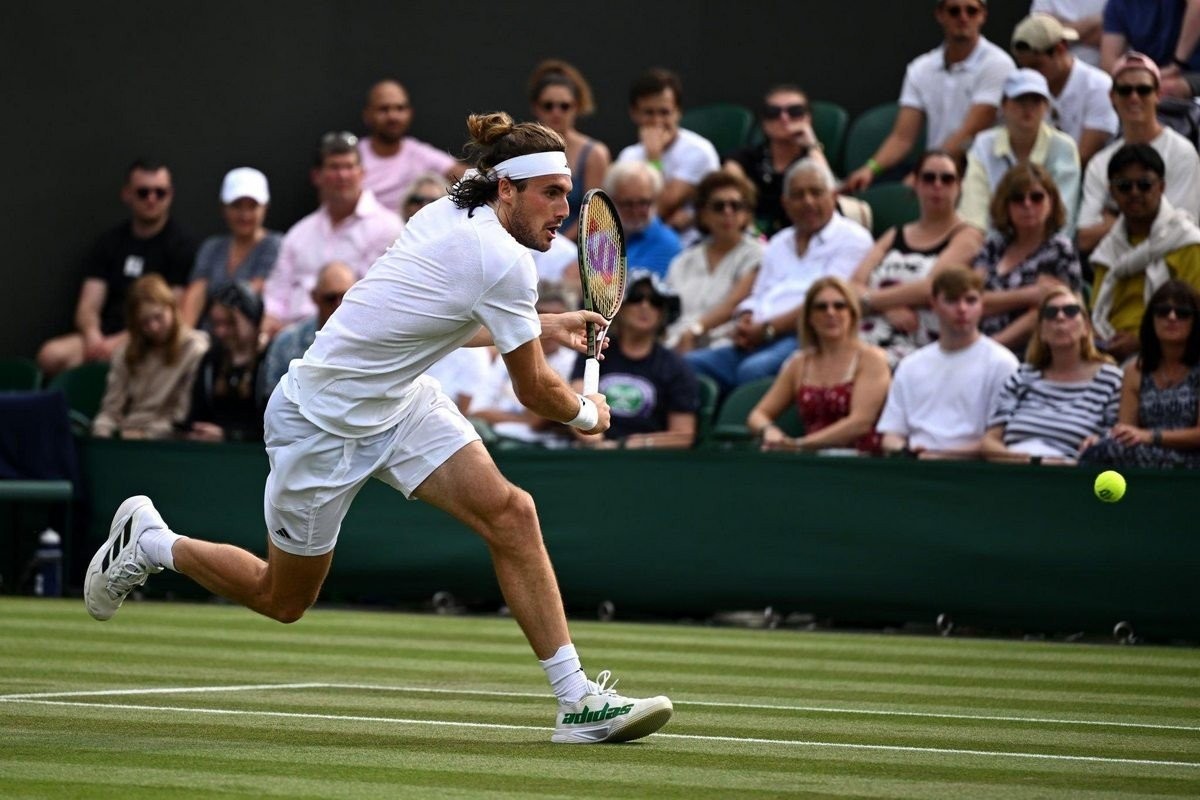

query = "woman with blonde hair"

[92,274,210,439]
[982,286,1121,464]
[527,58,611,239]
[747,276,890,453]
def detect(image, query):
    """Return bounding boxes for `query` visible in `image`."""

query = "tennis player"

[85,112,673,744]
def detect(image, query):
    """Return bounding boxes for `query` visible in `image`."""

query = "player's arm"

[502,338,610,435]
[466,310,609,354]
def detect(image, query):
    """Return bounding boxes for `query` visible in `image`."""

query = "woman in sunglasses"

[397,171,447,222]
[982,286,1121,464]
[747,277,890,454]
[725,85,870,236]
[1081,280,1200,469]
[527,59,611,240]
[664,171,761,354]
[974,162,1082,353]
[851,150,983,369]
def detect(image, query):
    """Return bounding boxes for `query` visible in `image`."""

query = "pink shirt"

[263,190,403,325]
[358,136,457,212]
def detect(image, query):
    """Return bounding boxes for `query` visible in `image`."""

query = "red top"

[794,351,882,453]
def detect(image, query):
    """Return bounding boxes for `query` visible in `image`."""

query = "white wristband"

[568,394,599,430]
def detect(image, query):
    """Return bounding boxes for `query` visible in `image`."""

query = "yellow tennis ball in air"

[1094,470,1126,503]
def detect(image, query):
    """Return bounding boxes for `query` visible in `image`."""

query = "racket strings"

[581,207,626,320]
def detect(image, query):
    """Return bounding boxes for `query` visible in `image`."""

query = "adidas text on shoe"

[84,495,165,621]
[551,670,673,744]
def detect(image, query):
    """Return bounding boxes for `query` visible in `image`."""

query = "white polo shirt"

[737,213,873,322]
[283,197,541,438]
[1049,58,1119,145]
[617,128,720,185]
[898,37,1016,149]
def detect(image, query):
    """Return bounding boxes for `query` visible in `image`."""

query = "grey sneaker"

[84,495,165,621]
[551,670,673,744]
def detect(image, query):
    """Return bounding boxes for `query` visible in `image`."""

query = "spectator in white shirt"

[1030,0,1106,66]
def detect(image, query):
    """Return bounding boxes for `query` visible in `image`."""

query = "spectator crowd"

[25,0,1200,470]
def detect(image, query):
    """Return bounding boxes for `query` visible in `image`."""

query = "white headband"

[488,151,571,180]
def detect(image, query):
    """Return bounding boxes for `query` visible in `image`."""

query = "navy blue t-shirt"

[1104,0,1200,71]
[572,338,699,440]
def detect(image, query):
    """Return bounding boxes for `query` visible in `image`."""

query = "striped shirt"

[989,363,1123,458]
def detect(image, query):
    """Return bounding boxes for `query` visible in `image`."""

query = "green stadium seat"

[692,374,720,447]
[48,362,110,429]
[0,358,41,392]
[681,103,755,158]
[842,102,926,178]
[809,101,850,176]
[710,377,803,447]
[858,182,921,238]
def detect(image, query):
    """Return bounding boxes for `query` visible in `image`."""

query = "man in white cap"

[1077,52,1200,253]
[1030,0,1106,66]
[843,0,1015,193]
[83,112,675,746]
[959,68,1081,234]
[1011,11,1119,166]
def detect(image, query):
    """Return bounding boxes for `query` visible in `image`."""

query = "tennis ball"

[1094,470,1126,503]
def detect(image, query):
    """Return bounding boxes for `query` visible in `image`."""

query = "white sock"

[539,643,589,703]
[138,528,182,571]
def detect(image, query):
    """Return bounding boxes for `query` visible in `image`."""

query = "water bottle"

[34,529,63,597]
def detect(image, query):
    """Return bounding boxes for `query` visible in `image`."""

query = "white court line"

[4,681,1198,733]
[3,698,1198,770]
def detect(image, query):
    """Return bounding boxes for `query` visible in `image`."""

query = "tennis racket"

[576,188,628,394]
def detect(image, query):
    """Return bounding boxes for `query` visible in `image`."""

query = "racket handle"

[583,358,599,395]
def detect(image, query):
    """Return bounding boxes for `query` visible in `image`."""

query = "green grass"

[2,598,1198,799]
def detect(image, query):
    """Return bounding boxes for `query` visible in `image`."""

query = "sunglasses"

[628,291,665,308]
[539,100,573,112]
[1113,84,1155,97]
[1012,40,1056,56]
[134,187,170,200]
[1152,304,1196,320]
[406,195,441,206]
[1009,190,1048,205]
[919,171,957,186]
[943,3,982,18]
[320,130,359,150]
[1112,177,1160,194]
[707,199,747,213]
[813,300,849,312]
[762,103,808,120]
[1040,303,1082,320]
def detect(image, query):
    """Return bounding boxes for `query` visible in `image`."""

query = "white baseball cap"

[220,167,270,204]
[1003,68,1052,101]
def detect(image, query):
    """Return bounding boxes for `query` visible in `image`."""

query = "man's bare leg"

[413,441,569,659]
[173,538,334,623]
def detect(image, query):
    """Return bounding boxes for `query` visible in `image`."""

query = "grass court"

[2,597,1198,798]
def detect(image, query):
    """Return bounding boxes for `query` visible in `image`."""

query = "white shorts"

[262,378,480,556]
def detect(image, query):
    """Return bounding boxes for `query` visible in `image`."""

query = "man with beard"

[84,112,675,746]
[358,79,464,211]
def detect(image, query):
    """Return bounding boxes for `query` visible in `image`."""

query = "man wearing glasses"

[1010,12,1118,166]
[603,160,681,278]
[843,0,1014,193]
[1076,53,1200,254]
[1090,143,1200,360]
[36,159,197,377]
[260,132,404,339]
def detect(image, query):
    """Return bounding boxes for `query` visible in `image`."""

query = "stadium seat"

[47,362,109,430]
[710,377,803,447]
[842,102,926,178]
[858,182,920,238]
[809,101,850,176]
[693,374,720,447]
[681,103,755,158]
[0,358,41,392]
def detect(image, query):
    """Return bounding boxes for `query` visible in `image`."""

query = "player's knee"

[268,602,309,624]
[486,486,540,549]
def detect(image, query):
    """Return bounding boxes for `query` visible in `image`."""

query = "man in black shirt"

[37,159,197,377]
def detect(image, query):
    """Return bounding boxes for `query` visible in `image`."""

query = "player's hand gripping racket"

[576,188,628,394]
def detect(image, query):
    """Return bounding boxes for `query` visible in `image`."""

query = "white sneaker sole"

[84,495,154,621]
[551,696,673,744]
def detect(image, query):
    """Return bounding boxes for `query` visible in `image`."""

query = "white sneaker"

[84,495,165,621]
[551,670,673,744]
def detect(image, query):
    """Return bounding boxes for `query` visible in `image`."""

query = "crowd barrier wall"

[76,439,1199,640]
